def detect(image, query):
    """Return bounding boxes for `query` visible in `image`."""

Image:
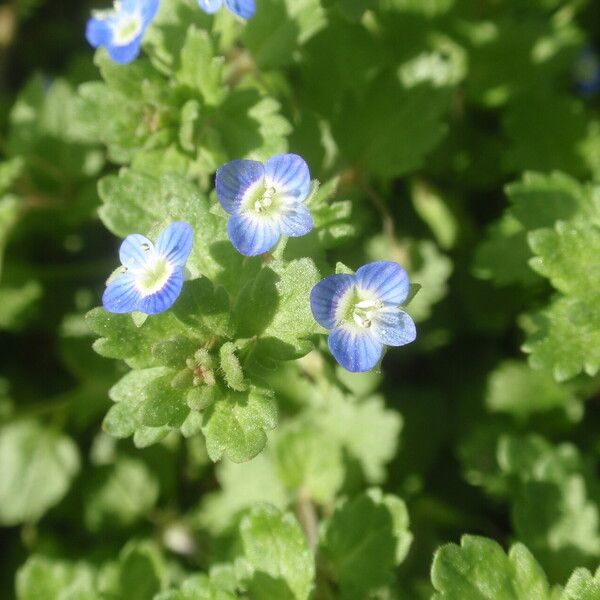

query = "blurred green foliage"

[1,0,600,598]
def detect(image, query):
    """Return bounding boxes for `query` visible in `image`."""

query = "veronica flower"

[573,46,600,97]
[215,153,313,256]
[86,0,159,65]
[310,261,417,372]
[198,0,255,19]
[103,222,194,315]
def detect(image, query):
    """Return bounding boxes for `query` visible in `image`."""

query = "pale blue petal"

[198,0,223,12]
[224,0,256,18]
[155,222,194,267]
[119,234,153,269]
[103,273,141,314]
[120,0,141,13]
[227,213,280,256]
[279,201,313,237]
[372,309,416,347]
[140,0,160,26]
[310,274,354,330]
[264,154,311,202]
[328,326,383,373]
[107,37,143,64]
[138,267,185,315]
[86,17,112,48]
[216,160,264,214]
[355,261,410,306]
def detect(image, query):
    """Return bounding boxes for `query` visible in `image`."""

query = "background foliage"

[2,0,600,598]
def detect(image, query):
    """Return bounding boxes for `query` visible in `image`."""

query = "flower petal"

[137,267,185,315]
[355,261,410,306]
[107,37,143,64]
[155,222,194,267]
[198,0,223,13]
[227,213,280,256]
[140,0,160,25]
[103,272,142,314]
[119,234,154,270]
[328,325,383,373]
[279,200,313,237]
[224,0,256,18]
[86,17,112,48]
[310,274,354,329]
[372,309,416,347]
[216,160,264,214]
[264,154,311,202]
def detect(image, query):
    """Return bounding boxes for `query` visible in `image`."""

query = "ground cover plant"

[1,0,600,598]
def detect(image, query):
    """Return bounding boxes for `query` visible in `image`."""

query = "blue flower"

[198,0,255,19]
[573,46,600,97]
[215,154,313,256]
[310,262,417,372]
[103,222,194,315]
[86,0,159,65]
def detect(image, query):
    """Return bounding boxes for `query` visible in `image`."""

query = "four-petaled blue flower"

[573,47,600,97]
[103,222,194,315]
[198,0,255,19]
[310,262,417,372]
[215,153,313,256]
[86,0,159,65]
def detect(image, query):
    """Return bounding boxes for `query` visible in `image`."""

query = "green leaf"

[485,360,582,421]
[86,307,197,369]
[83,456,159,531]
[235,258,321,361]
[156,574,236,600]
[16,556,99,600]
[335,75,451,179]
[431,535,551,600]
[202,385,277,462]
[0,281,42,331]
[463,17,580,107]
[0,420,80,525]
[239,504,315,600]
[487,434,600,581]
[319,489,412,597]
[116,541,168,600]
[274,420,344,503]
[198,452,288,534]
[0,194,22,279]
[474,171,594,287]
[219,342,249,391]
[523,218,600,380]
[242,0,327,69]
[560,567,600,600]
[503,95,598,178]
[176,26,226,106]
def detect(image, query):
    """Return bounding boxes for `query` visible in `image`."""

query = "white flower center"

[352,299,384,329]
[254,187,276,213]
[335,287,387,329]
[135,256,173,297]
[242,180,280,217]
[113,12,143,45]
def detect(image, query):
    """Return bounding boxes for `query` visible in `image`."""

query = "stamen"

[141,243,150,251]
[253,188,276,213]
[353,313,372,328]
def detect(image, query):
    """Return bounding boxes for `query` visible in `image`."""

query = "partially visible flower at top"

[103,222,194,315]
[215,154,313,256]
[86,0,159,65]
[198,0,255,19]
[573,46,600,97]
[310,262,417,372]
